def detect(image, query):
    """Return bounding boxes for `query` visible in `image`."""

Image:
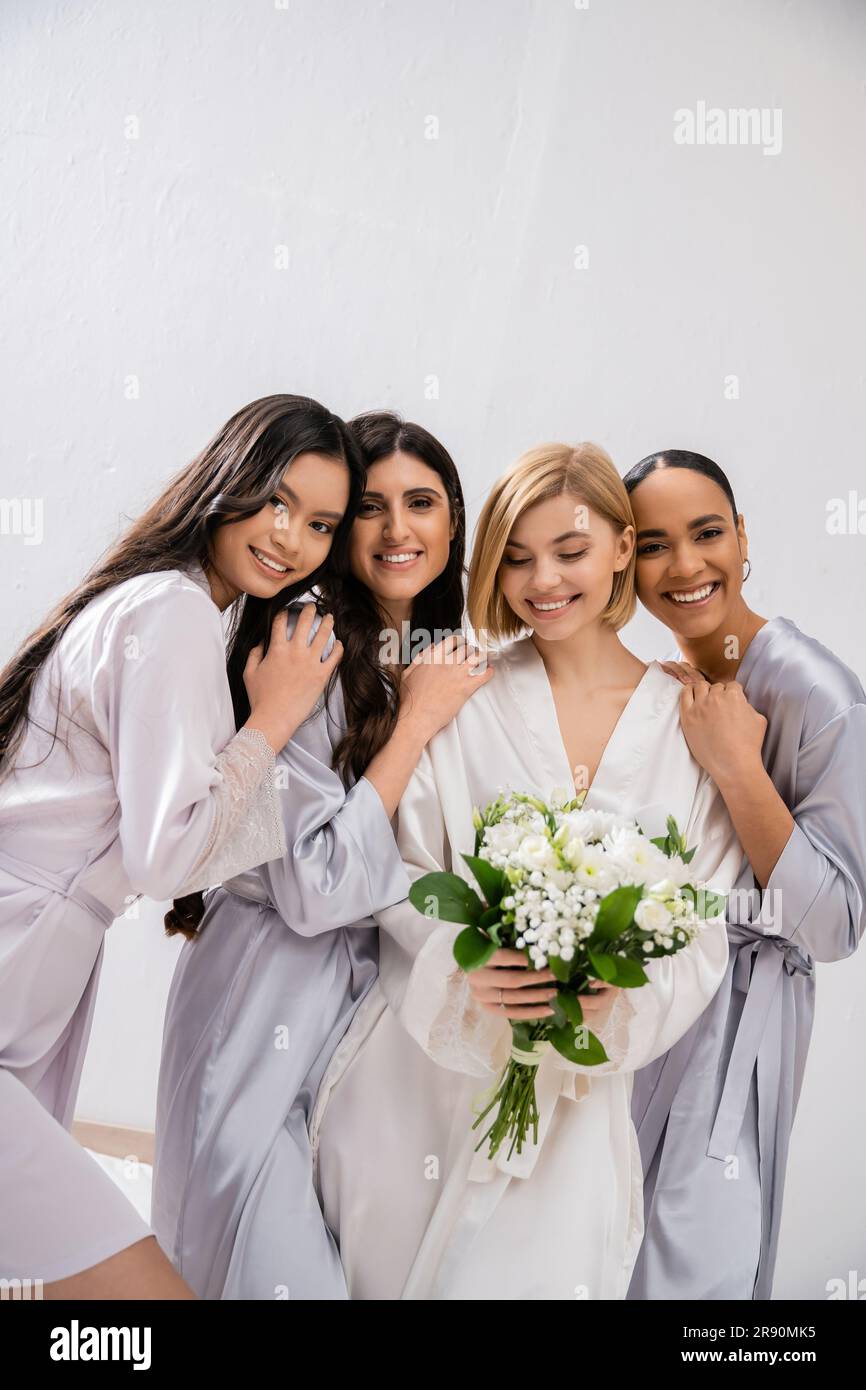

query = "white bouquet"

[409,789,726,1162]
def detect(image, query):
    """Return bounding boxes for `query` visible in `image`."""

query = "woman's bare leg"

[43,1235,197,1300]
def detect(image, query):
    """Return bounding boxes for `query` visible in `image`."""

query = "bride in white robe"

[312,442,744,1300]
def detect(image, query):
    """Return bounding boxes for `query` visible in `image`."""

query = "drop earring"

[743,558,752,582]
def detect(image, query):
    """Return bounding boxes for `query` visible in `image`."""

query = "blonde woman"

[312,443,743,1300]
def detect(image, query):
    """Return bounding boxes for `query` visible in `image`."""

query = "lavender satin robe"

[0,562,285,1282]
[628,617,866,1300]
[152,633,410,1301]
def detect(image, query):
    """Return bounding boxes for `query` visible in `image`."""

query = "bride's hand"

[578,980,622,1024]
[468,948,558,1020]
[469,949,622,1024]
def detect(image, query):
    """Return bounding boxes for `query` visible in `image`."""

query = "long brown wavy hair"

[326,411,467,785]
[0,394,366,935]
[170,413,468,939]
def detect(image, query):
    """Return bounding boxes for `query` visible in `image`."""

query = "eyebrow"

[275,482,344,522]
[361,486,444,500]
[505,529,591,549]
[636,513,727,540]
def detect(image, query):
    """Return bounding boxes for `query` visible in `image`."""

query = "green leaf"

[549,954,574,983]
[548,996,568,1029]
[606,956,649,988]
[409,872,483,925]
[549,1024,609,1066]
[453,926,497,971]
[461,853,507,908]
[650,835,669,853]
[587,949,618,982]
[558,992,584,1027]
[479,905,502,930]
[511,1021,534,1050]
[590,884,644,942]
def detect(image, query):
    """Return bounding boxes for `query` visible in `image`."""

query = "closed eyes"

[502,549,589,567]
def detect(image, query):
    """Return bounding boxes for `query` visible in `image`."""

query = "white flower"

[516,835,557,873]
[661,853,692,889]
[606,829,670,887]
[560,836,585,869]
[647,877,680,901]
[481,821,524,861]
[635,898,673,933]
[559,808,629,844]
[574,845,617,893]
[548,867,574,892]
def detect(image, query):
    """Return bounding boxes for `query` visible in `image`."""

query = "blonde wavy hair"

[467,442,636,643]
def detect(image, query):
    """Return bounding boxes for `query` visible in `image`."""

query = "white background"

[2,0,865,1298]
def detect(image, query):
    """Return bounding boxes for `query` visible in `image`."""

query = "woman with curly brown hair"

[152,412,492,1299]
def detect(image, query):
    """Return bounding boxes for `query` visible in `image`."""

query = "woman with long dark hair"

[152,412,493,1299]
[623,449,866,1300]
[0,393,362,1298]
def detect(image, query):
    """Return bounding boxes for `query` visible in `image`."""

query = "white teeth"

[529,596,575,611]
[251,546,288,574]
[377,552,420,564]
[669,583,716,604]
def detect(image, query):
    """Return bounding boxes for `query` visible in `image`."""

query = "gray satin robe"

[152,642,410,1300]
[628,617,866,1300]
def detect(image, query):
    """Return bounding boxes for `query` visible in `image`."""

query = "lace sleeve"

[386,918,509,1079]
[176,727,287,894]
[588,988,638,1069]
[427,959,511,1077]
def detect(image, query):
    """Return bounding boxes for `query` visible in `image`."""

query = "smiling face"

[630,466,748,636]
[348,449,455,616]
[497,491,634,641]
[208,450,350,607]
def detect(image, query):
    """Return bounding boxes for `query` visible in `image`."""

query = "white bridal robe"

[0,561,286,1283]
[629,617,866,1300]
[312,636,744,1300]
[152,624,410,1301]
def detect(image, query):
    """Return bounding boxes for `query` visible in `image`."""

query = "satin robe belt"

[0,845,115,928]
[706,922,813,1161]
[467,1058,591,1182]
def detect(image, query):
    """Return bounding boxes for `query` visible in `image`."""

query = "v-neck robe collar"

[497,635,677,813]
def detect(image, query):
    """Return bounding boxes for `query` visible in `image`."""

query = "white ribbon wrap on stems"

[510,1038,551,1067]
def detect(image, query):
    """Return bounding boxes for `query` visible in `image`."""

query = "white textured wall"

[2,0,864,1298]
